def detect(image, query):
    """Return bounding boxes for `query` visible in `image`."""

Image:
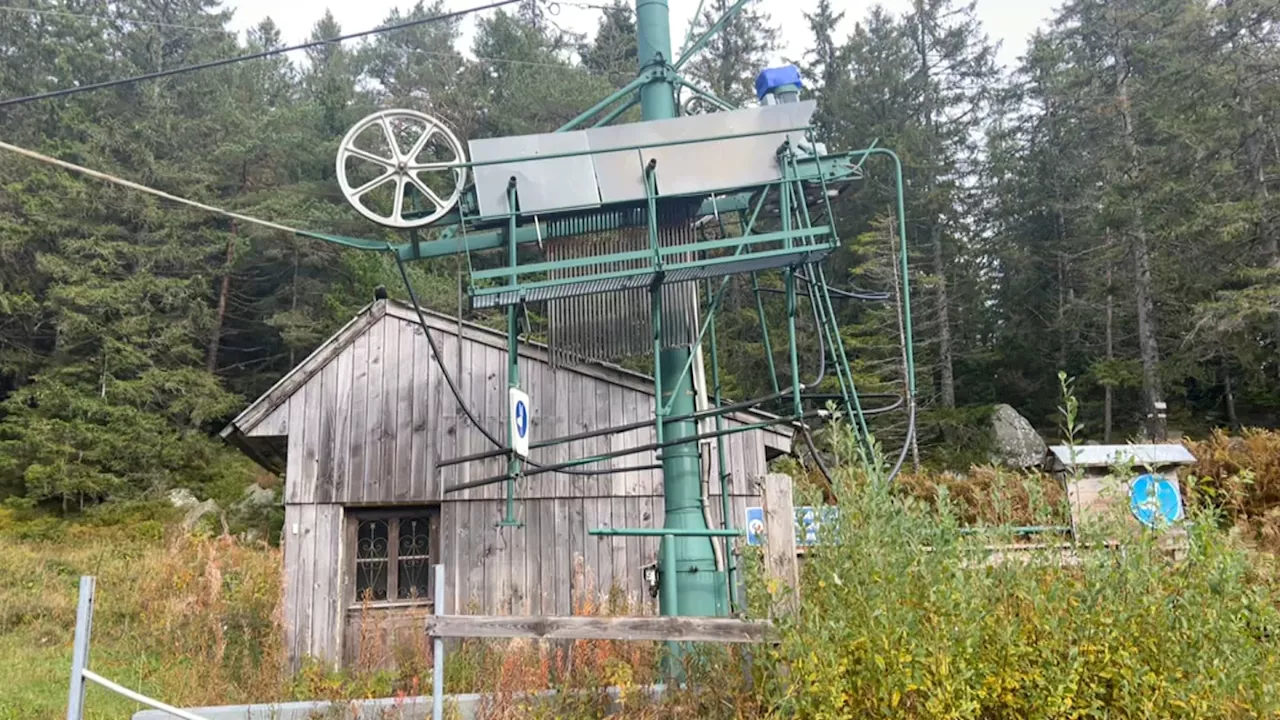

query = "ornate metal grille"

[355,519,389,601]
[351,510,437,605]
[396,515,431,600]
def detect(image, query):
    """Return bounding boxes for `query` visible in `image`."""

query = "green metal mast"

[636,0,721,622]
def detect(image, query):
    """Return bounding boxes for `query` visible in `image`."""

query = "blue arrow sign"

[1129,473,1182,528]
[514,400,528,439]
[509,387,531,458]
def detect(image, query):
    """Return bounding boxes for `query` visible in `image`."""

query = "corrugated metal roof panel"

[1046,444,1196,468]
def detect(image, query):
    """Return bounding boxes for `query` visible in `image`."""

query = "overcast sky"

[226,0,1061,72]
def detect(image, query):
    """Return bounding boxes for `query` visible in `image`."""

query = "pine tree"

[579,0,637,82]
[682,0,779,105]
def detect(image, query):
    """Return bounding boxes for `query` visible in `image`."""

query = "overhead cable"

[391,252,662,479]
[0,139,303,234]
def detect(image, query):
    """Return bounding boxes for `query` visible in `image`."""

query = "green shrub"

[755,426,1280,719]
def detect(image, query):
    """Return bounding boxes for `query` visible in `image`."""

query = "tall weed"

[756,427,1280,719]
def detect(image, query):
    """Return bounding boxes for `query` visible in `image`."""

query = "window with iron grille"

[349,508,438,605]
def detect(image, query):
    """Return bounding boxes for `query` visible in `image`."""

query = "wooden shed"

[220,298,792,669]
[1044,444,1195,529]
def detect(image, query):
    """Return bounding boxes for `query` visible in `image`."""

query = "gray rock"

[182,499,220,531]
[167,488,199,509]
[240,483,276,508]
[989,403,1047,468]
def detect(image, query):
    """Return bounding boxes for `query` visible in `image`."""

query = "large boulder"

[989,403,1047,469]
[181,499,220,531]
[167,488,199,510]
[238,482,276,510]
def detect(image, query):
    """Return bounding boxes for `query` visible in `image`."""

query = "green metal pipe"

[786,270,802,418]
[557,73,649,132]
[779,154,803,419]
[660,534,678,617]
[637,0,675,121]
[591,528,744,537]
[676,78,736,112]
[640,0,718,640]
[678,0,707,57]
[658,342,717,617]
[592,95,640,128]
[645,165,661,259]
[814,263,866,435]
[706,277,738,612]
[651,283,665,446]
[502,184,521,527]
[751,271,781,396]
[673,0,752,70]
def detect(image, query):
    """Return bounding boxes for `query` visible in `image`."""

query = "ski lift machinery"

[331,0,916,629]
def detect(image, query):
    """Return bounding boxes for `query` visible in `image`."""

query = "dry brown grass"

[0,511,286,718]
[1186,428,1280,552]
[896,464,1069,527]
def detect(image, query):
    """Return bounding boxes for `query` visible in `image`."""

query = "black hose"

[885,394,917,484]
[392,253,649,478]
[799,267,826,389]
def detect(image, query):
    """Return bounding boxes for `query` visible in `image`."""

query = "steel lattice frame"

[322,0,917,654]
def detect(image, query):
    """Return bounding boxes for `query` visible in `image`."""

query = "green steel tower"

[635,0,720,621]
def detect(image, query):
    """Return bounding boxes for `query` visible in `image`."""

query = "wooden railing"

[426,614,776,644]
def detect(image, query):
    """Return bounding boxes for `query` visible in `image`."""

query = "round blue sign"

[514,400,528,438]
[1129,473,1182,528]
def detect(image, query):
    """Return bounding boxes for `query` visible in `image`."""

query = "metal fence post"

[67,576,96,720]
[432,564,445,720]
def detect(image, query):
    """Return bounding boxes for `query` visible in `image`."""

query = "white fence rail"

[72,566,771,720]
[66,576,212,720]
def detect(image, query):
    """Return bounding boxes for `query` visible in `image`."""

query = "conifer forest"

[2,0,1280,507]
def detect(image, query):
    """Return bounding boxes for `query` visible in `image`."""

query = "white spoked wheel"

[335,109,468,228]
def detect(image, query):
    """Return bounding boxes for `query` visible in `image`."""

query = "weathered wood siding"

[230,300,790,669]
[242,302,787,507]
[281,504,344,667]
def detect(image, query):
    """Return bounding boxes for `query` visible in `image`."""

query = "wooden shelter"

[1044,444,1194,529]
[221,298,792,669]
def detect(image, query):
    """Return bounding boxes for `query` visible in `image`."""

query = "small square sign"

[745,507,765,545]
[744,506,839,546]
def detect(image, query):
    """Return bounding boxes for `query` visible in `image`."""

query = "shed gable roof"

[221,298,791,471]
[1045,444,1196,470]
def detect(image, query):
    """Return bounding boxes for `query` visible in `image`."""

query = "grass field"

[0,507,285,720]
[7,429,1280,719]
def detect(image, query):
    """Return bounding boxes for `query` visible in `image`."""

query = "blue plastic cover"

[755,65,803,99]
